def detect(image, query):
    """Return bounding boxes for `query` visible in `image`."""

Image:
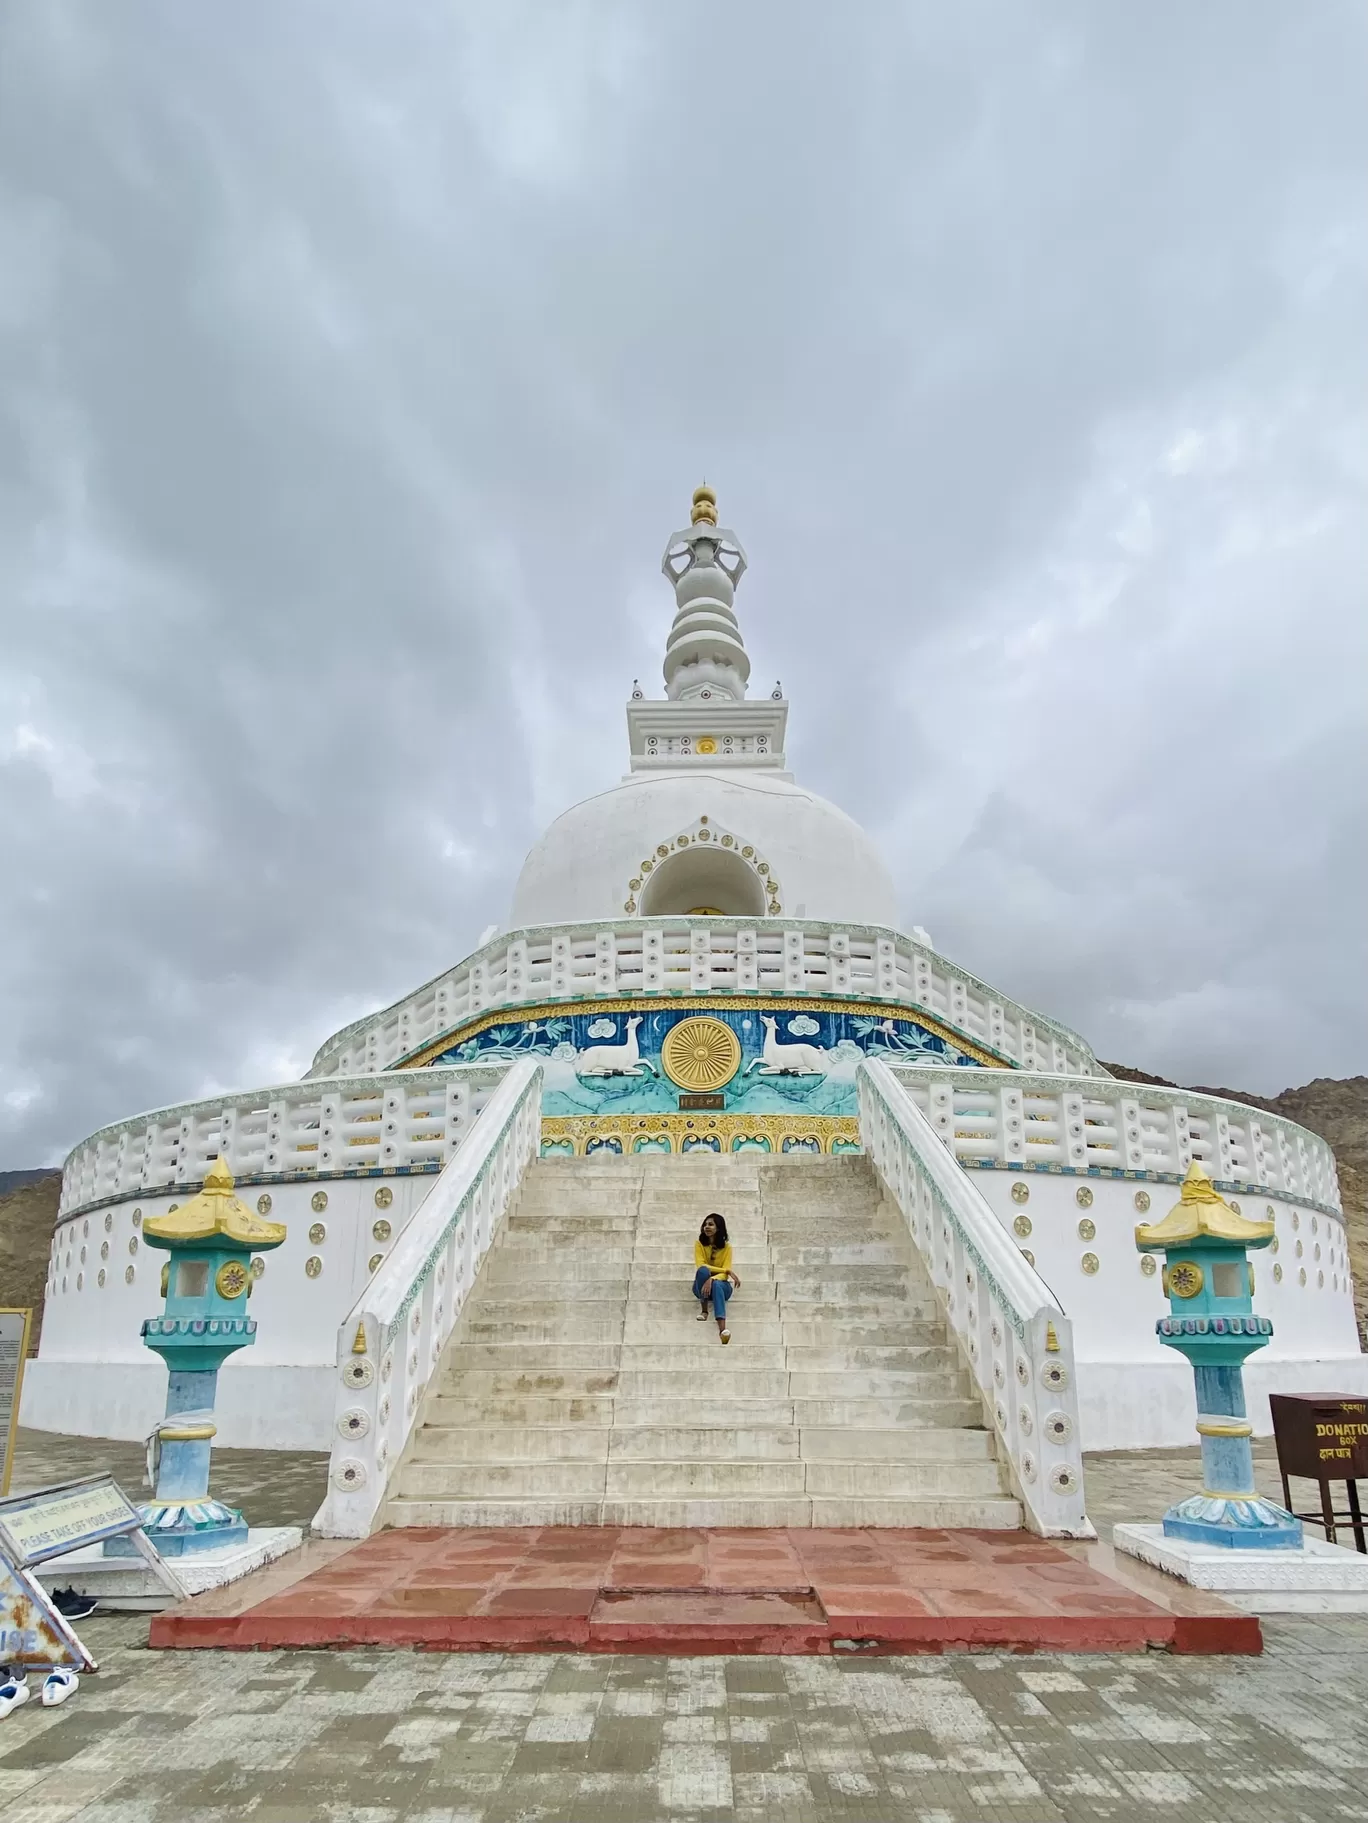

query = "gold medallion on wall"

[659,1017,743,1092]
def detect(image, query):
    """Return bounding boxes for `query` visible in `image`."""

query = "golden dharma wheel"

[660,1016,742,1093]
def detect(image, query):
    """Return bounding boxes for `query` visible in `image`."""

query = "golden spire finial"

[203,1154,235,1194]
[691,483,717,526]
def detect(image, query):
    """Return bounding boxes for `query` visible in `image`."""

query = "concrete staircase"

[384,1154,1022,1529]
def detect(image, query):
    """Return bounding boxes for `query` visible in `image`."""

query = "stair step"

[418,1395,615,1426]
[411,1428,611,1461]
[787,1370,970,1392]
[799,1427,995,1459]
[605,1461,808,1497]
[782,1345,955,1371]
[442,1344,623,1370]
[791,1397,985,1428]
[611,1398,795,1427]
[614,1370,791,1399]
[396,1462,608,1498]
[384,1153,1014,1534]
[427,1373,618,1402]
[808,1497,1022,1529]
[804,1460,1009,1496]
[606,1426,801,1459]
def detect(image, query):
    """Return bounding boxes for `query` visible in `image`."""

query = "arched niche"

[636,843,767,918]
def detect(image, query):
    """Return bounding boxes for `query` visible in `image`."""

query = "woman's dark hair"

[698,1212,729,1256]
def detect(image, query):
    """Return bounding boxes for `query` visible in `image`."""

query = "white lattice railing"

[305,918,1099,1080]
[313,1059,544,1538]
[57,1066,510,1219]
[857,1059,1091,1537]
[888,1067,1342,1217]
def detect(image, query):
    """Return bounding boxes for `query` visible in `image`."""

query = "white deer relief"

[575,1015,649,1076]
[747,1014,828,1076]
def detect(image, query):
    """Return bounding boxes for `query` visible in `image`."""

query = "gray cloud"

[2,0,1365,1164]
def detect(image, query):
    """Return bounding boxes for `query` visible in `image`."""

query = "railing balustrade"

[304,918,1099,1081]
[313,1059,544,1538]
[57,1066,509,1220]
[857,1059,1091,1536]
[888,1067,1342,1217]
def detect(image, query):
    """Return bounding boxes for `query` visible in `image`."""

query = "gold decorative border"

[398,993,1006,1071]
[539,1113,862,1156]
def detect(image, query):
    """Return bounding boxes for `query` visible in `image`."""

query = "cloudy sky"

[2,2,1365,1167]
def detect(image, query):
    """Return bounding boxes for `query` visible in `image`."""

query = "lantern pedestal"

[42,1526,303,1609]
[103,1157,286,1561]
[1158,1354,1302,1549]
[1115,1524,1368,1614]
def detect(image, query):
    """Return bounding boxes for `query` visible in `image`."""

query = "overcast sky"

[2,2,1365,1167]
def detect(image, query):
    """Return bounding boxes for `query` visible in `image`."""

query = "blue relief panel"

[429,1005,981,1121]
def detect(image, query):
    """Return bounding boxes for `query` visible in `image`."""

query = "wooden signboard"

[0,1309,32,1498]
[1269,1393,1368,1552]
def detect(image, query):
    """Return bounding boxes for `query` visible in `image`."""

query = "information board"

[0,1309,32,1498]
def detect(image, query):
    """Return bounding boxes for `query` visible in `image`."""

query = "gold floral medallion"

[660,1017,742,1093]
[1163,1260,1204,1299]
[215,1260,249,1300]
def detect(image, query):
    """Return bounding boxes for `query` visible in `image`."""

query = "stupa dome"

[509,768,899,928]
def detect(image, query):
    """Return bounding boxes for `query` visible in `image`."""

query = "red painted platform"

[149,1528,1261,1655]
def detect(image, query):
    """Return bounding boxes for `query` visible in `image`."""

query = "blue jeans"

[693,1266,732,1318]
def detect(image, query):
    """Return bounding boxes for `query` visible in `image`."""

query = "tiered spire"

[659,485,750,702]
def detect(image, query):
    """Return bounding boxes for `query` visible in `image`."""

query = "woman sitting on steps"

[693,1212,740,1345]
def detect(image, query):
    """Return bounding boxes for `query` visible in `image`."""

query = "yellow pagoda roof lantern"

[1135,1161,1276,1252]
[142,1156,288,1251]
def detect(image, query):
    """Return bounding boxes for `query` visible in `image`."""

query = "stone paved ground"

[2,1613,1368,1822]
[7,1433,1363,1820]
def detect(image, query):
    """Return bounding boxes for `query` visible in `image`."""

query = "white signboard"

[0,1474,145,1567]
[0,1474,186,1653]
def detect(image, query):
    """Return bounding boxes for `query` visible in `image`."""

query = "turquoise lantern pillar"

[1136,1161,1301,1549]
[107,1156,286,1557]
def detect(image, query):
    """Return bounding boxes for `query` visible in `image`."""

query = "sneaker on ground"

[0,1675,29,1719]
[50,1588,97,1620]
[42,1670,79,1708]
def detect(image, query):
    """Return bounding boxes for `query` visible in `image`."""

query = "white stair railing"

[313,1059,543,1538]
[857,1058,1091,1537]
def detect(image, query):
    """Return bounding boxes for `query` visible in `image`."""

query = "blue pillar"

[105,1157,286,1559]
[1137,1163,1301,1550]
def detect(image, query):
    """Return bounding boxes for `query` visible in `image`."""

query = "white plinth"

[34,1526,302,1611]
[1114,1522,1368,1613]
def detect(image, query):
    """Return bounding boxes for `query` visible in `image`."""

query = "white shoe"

[0,1675,28,1718]
[42,1671,79,1708]
[719,1327,731,1345]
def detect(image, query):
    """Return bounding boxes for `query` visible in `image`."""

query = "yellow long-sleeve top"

[694,1240,733,1281]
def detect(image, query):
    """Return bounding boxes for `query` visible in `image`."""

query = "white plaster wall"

[509,770,899,929]
[20,1360,335,1451]
[27,1170,439,1446]
[1077,1356,1368,1454]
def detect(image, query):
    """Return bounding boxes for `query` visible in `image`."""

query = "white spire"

[659,485,750,703]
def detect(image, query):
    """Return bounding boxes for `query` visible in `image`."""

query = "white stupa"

[26,488,1365,1465]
